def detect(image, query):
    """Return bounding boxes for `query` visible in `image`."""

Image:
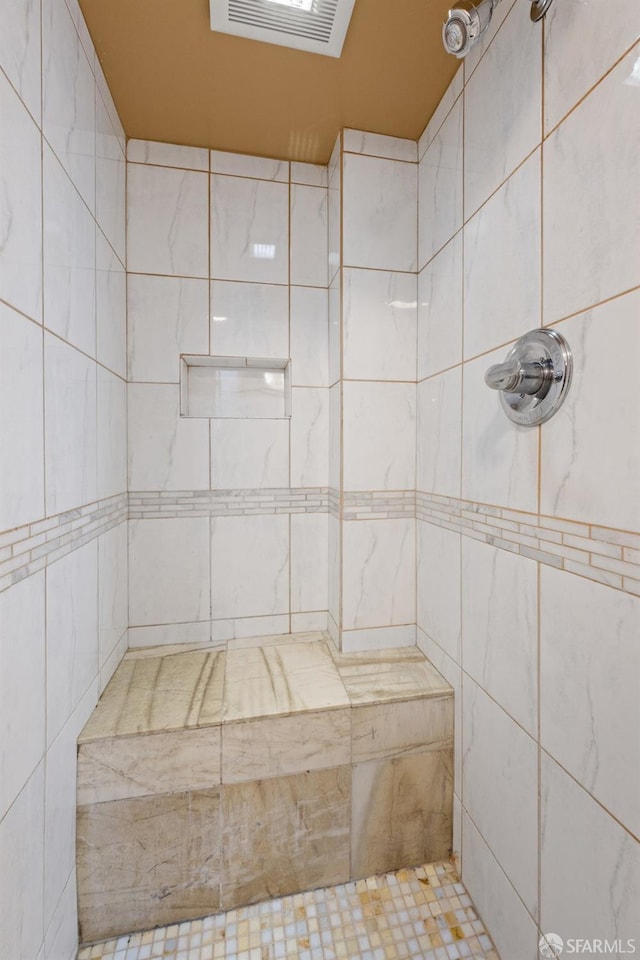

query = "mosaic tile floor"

[77,860,500,960]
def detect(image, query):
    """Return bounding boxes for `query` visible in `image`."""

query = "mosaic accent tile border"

[128,489,330,519]
[416,491,640,596]
[77,859,500,960]
[344,491,416,521]
[0,494,128,595]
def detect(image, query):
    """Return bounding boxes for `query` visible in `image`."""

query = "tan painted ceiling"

[79,0,459,165]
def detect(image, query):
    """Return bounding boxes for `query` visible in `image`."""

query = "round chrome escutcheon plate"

[499,328,572,426]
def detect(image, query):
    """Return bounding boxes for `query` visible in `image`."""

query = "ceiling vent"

[210,0,356,57]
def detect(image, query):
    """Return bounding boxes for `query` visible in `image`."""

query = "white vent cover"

[210,0,356,57]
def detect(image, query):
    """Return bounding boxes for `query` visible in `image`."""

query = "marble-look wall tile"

[540,752,640,945]
[44,333,97,515]
[0,304,44,532]
[128,518,211,627]
[463,150,541,360]
[416,522,461,663]
[462,538,538,735]
[78,728,221,804]
[328,513,341,629]
[210,280,289,359]
[290,286,329,387]
[0,0,42,122]
[43,871,77,960]
[462,345,538,513]
[42,0,95,212]
[464,0,541,218]
[342,153,417,272]
[352,696,453,763]
[341,624,416,652]
[328,278,340,385]
[290,387,329,488]
[128,384,210,491]
[342,519,415,630]
[342,382,416,491]
[0,572,45,821]
[290,162,327,187]
[328,168,340,286]
[417,233,462,380]
[210,418,289,489]
[221,768,350,909]
[44,681,96,927]
[291,612,327,633]
[97,367,126,498]
[540,566,640,837]
[343,269,417,382]
[329,381,341,490]
[211,175,289,284]
[46,540,98,746]
[97,522,128,669]
[43,147,96,356]
[211,514,289,620]
[128,139,209,171]
[222,708,350,784]
[543,46,640,324]
[544,0,640,134]
[418,97,462,268]
[461,812,539,960]
[351,751,452,877]
[290,513,329,614]
[77,789,221,942]
[462,677,538,915]
[96,232,126,379]
[128,275,209,383]
[129,621,211,649]
[461,0,517,80]
[416,367,462,497]
[344,129,417,163]
[0,763,45,960]
[418,68,463,159]
[290,184,328,287]
[0,70,42,323]
[127,163,209,277]
[95,92,125,264]
[540,292,640,532]
[211,151,289,181]
[212,615,290,645]
[415,629,462,797]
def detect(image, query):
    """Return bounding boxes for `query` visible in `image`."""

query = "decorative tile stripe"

[328,487,341,519]
[416,491,640,596]
[128,488,330,519]
[0,494,128,595]
[344,490,416,521]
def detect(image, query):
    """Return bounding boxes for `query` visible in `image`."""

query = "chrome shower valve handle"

[484,329,572,426]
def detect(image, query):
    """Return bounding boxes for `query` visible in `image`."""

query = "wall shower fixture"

[442,0,495,58]
[442,0,554,57]
[485,328,572,426]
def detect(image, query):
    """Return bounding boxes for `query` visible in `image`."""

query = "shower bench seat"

[76,631,454,943]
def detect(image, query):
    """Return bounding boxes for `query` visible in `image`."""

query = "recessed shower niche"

[180,355,292,419]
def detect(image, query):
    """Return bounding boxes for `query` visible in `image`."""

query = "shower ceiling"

[78,0,459,164]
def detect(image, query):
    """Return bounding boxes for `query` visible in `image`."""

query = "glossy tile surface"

[223,639,349,721]
[77,789,222,942]
[78,860,499,960]
[221,767,351,909]
[332,646,451,705]
[79,648,226,739]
